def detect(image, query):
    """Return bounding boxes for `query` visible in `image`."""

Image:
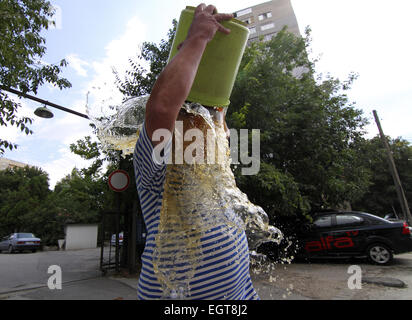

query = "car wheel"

[8,245,14,254]
[367,243,393,265]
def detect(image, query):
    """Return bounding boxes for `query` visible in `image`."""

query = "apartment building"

[235,0,300,43]
[0,158,33,171]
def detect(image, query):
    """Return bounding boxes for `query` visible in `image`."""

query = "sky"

[2,0,412,189]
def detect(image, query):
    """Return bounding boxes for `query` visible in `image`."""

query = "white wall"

[65,224,98,250]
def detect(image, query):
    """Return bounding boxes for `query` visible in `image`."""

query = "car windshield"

[17,233,35,238]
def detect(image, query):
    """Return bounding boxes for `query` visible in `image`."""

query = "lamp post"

[0,86,89,119]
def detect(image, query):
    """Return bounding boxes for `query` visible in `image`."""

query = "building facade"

[235,0,301,43]
[0,158,33,171]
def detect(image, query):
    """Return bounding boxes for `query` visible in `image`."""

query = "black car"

[297,211,412,265]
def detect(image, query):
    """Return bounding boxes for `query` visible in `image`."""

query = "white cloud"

[292,0,412,141]
[66,54,90,77]
[39,147,93,189]
[86,17,148,120]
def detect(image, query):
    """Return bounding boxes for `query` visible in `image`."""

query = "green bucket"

[168,6,249,107]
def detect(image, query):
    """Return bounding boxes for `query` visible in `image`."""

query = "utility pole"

[373,110,412,225]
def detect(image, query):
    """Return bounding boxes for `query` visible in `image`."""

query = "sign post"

[108,170,130,193]
[108,170,130,272]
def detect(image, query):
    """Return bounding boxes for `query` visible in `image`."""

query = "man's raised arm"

[144,3,233,145]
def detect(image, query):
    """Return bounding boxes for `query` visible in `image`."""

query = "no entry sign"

[108,170,130,192]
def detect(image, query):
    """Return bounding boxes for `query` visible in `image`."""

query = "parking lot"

[0,248,411,300]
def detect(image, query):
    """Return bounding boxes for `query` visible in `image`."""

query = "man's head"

[177,105,229,139]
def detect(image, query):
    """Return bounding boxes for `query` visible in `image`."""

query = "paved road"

[1,248,411,300]
[0,248,102,294]
[251,253,412,300]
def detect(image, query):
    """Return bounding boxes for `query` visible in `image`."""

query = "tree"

[0,0,71,154]
[227,27,370,221]
[352,136,412,217]
[52,168,107,224]
[0,166,58,242]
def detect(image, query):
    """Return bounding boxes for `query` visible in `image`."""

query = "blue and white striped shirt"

[133,123,259,300]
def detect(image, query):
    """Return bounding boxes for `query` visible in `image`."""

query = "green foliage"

[352,136,412,217]
[228,27,370,220]
[70,135,103,177]
[0,165,107,245]
[234,162,310,217]
[3,19,410,246]
[0,0,71,153]
[52,168,106,225]
[0,166,62,243]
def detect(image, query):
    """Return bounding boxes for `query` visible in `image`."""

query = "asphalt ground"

[1,248,411,300]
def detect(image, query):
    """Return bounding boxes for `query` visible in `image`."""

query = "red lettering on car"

[305,236,354,252]
[305,241,323,252]
[334,237,354,248]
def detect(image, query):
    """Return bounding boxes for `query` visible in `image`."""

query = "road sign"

[108,170,130,192]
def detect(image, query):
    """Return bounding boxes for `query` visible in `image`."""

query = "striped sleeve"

[133,123,171,190]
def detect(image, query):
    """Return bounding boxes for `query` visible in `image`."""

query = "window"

[258,12,272,21]
[313,215,333,228]
[236,8,252,17]
[249,27,256,34]
[336,215,364,226]
[17,233,35,238]
[243,16,254,25]
[261,22,275,31]
[264,33,275,41]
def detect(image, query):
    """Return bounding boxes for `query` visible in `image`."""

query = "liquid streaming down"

[88,95,283,298]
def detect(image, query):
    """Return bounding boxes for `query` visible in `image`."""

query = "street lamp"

[34,105,54,118]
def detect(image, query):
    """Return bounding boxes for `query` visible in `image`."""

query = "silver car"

[0,233,41,253]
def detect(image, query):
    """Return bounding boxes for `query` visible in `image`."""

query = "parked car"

[0,233,41,253]
[384,212,400,221]
[297,211,412,265]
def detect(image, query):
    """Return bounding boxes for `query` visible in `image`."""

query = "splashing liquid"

[88,95,284,298]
